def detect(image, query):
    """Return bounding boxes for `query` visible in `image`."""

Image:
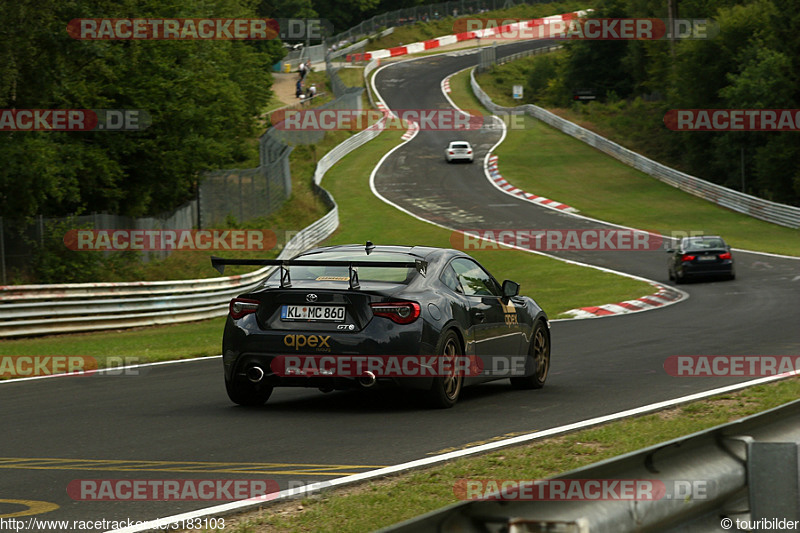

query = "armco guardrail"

[470,69,800,229]
[478,43,562,72]
[364,58,382,108]
[0,271,269,337]
[329,28,395,61]
[0,118,389,338]
[381,397,800,532]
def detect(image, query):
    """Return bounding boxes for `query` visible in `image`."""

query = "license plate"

[697,255,716,261]
[281,305,345,322]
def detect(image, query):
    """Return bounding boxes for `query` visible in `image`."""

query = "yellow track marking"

[0,457,386,477]
[0,499,59,519]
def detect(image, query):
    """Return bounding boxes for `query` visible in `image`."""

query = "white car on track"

[445,141,473,163]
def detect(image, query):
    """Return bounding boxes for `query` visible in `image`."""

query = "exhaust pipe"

[357,371,376,388]
[246,366,265,383]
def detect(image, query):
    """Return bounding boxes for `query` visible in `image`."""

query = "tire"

[668,268,674,281]
[511,321,550,390]
[225,375,273,406]
[675,268,685,284]
[425,330,464,409]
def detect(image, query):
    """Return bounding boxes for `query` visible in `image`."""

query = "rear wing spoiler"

[210,256,428,290]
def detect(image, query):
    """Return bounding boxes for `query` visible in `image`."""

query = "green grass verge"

[0,317,227,370]
[193,377,800,533]
[334,67,365,89]
[449,67,485,111]
[450,68,800,256]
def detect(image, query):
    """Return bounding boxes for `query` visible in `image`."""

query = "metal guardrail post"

[748,441,800,521]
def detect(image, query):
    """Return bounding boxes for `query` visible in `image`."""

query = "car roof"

[681,236,727,248]
[297,243,461,262]
[682,235,724,242]
[448,141,470,145]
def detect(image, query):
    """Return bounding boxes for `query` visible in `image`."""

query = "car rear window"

[684,237,725,250]
[269,252,417,284]
[451,143,469,149]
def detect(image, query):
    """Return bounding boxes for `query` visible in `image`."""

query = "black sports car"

[212,243,550,408]
[667,235,735,283]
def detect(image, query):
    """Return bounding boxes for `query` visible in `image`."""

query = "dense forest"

[0,0,287,221]
[0,0,472,223]
[522,0,800,205]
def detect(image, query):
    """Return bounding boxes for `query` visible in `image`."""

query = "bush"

[31,220,142,283]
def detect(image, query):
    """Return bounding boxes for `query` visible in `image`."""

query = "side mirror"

[666,248,675,253]
[502,280,520,298]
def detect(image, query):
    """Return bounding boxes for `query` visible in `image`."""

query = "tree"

[560,0,635,101]
[0,0,276,220]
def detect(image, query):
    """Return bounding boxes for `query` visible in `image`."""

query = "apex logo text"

[283,334,331,351]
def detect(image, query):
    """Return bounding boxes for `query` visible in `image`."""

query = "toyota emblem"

[306,293,318,303]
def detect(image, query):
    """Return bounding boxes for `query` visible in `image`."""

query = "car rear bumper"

[682,261,734,277]
[224,352,436,391]
[222,316,437,390]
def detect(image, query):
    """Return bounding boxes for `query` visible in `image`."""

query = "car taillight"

[448,151,454,154]
[466,150,472,154]
[230,298,259,319]
[681,254,696,262]
[370,301,420,324]
[718,252,731,260]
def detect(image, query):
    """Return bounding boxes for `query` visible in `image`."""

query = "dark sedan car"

[212,243,550,408]
[667,235,735,283]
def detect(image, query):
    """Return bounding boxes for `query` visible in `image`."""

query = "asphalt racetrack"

[2,40,799,530]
